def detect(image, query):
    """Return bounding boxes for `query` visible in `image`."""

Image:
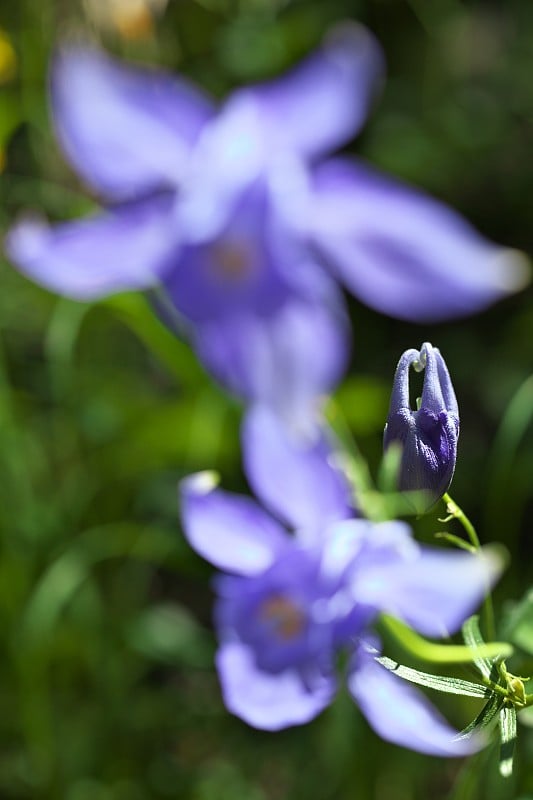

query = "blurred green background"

[0,0,533,797]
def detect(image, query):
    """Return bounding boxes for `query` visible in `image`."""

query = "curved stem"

[442,493,481,549]
[381,615,511,664]
[441,494,496,641]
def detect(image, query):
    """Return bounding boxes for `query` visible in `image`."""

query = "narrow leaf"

[462,615,496,679]
[499,705,517,778]
[377,440,402,493]
[458,693,504,739]
[376,656,490,698]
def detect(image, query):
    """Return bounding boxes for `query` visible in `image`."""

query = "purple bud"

[383,342,459,511]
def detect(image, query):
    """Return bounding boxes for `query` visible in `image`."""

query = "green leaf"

[376,656,490,697]
[377,440,402,494]
[19,523,178,646]
[462,615,497,679]
[485,374,533,541]
[333,375,390,437]
[517,705,533,728]
[503,588,533,655]
[459,693,504,738]
[104,292,206,387]
[125,603,214,668]
[383,615,513,664]
[499,705,517,778]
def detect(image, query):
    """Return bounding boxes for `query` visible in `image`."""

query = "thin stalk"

[442,493,496,642]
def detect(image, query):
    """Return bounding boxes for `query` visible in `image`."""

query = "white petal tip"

[181,471,220,496]
[4,216,47,262]
[494,248,530,293]
[480,543,508,580]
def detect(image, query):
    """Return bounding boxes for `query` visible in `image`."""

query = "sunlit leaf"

[499,705,517,778]
[462,615,496,679]
[376,655,489,698]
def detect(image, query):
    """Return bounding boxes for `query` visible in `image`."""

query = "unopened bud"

[384,342,459,512]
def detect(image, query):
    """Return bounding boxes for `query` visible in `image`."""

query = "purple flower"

[179,407,501,754]
[384,342,459,511]
[5,27,528,423]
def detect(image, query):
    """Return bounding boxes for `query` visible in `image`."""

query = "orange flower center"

[260,595,305,640]
[210,243,252,282]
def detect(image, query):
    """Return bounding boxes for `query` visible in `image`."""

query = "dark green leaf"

[459,693,504,738]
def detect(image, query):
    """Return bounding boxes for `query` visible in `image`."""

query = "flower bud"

[383,342,459,512]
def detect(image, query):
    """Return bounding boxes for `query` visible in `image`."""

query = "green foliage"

[503,589,533,656]
[0,0,532,797]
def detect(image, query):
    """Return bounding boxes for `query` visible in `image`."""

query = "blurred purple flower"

[384,342,459,512]
[178,407,501,754]
[5,27,528,423]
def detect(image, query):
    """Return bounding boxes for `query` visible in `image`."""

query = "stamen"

[260,595,305,640]
[210,242,251,281]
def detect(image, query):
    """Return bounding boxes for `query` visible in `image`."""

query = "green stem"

[382,615,512,664]
[442,493,496,641]
[478,677,508,700]
[442,493,481,549]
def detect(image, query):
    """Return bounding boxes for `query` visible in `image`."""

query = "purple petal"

[166,186,350,420]
[242,406,353,537]
[5,195,178,300]
[51,47,214,200]
[179,473,289,575]
[193,294,349,429]
[230,23,383,160]
[177,24,383,241]
[382,547,503,637]
[348,645,484,756]
[164,186,292,323]
[216,642,336,730]
[354,543,502,637]
[311,159,529,321]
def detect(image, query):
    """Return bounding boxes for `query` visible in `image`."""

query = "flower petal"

[311,158,529,321]
[193,294,349,429]
[179,472,289,575]
[354,543,503,637]
[164,185,292,323]
[165,185,350,420]
[216,642,336,730]
[177,23,383,241]
[348,645,484,756]
[242,405,353,537]
[231,23,383,160]
[4,195,178,300]
[51,47,214,199]
[382,547,503,638]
